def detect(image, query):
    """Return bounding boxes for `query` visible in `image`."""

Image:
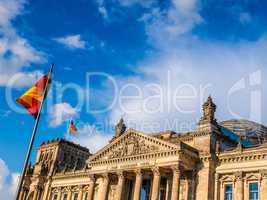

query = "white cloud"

[88,37,267,133]
[67,123,112,153]
[0,159,9,191]
[96,0,155,21]
[89,0,265,133]
[96,0,109,20]
[98,0,201,47]
[0,0,25,26]
[0,0,45,88]
[0,158,19,199]
[117,0,154,7]
[2,70,43,88]
[89,0,267,135]
[239,12,252,24]
[54,34,86,49]
[10,173,20,194]
[140,0,202,48]
[98,6,108,19]
[49,103,78,127]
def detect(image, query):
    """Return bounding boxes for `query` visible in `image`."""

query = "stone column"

[260,170,267,200]
[67,187,72,200]
[234,172,244,200]
[46,188,52,200]
[23,190,29,200]
[151,167,161,200]
[98,173,109,200]
[33,186,39,200]
[116,171,125,200]
[78,186,83,200]
[171,166,180,200]
[42,178,52,200]
[133,169,143,200]
[214,173,219,200]
[220,182,224,200]
[18,188,25,200]
[58,188,62,200]
[88,175,95,200]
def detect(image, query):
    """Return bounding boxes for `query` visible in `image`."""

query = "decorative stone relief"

[108,135,159,158]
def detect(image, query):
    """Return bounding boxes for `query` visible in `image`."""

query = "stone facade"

[19,97,267,200]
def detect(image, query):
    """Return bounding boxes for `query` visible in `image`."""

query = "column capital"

[33,185,41,191]
[88,174,95,182]
[56,187,62,192]
[67,186,72,192]
[152,166,160,176]
[234,171,243,181]
[117,171,125,179]
[215,173,219,181]
[135,168,143,176]
[171,165,181,175]
[102,173,109,180]
[78,185,83,190]
[260,170,267,179]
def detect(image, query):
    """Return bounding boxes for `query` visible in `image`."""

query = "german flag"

[16,75,50,118]
[69,120,78,134]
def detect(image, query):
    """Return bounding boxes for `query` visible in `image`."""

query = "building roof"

[220,119,267,146]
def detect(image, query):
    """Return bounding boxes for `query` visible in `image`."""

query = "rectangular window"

[73,193,79,200]
[249,182,259,200]
[224,184,233,200]
[83,192,88,200]
[53,194,58,200]
[63,193,68,200]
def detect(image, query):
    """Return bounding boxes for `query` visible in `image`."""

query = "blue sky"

[0,0,267,197]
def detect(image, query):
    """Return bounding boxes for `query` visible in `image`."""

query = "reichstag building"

[19,97,267,200]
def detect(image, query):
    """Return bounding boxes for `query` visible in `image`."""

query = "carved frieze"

[108,135,159,159]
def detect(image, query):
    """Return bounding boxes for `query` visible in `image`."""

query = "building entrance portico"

[87,130,199,200]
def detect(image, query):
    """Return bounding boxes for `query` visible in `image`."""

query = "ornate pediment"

[88,129,180,163]
[108,134,159,159]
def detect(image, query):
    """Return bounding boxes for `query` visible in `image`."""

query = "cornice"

[218,148,267,164]
[89,149,181,166]
[52,171,89,179]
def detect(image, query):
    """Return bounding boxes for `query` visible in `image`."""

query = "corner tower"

[194,96,220,200]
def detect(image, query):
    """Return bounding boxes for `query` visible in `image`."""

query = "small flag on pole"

[16,75,50,118]
[69,120,77,134]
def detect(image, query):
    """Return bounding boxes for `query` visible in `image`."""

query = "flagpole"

[15,64,55,200]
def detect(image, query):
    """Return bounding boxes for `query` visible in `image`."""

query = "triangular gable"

[246,174,259,181]
[88,129,180,163]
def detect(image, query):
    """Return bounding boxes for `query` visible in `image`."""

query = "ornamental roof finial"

[198,95,217,125]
